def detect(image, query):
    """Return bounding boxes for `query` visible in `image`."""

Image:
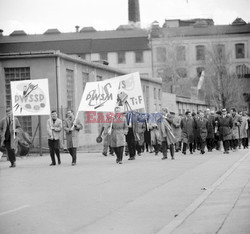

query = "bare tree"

[203,43,245,109]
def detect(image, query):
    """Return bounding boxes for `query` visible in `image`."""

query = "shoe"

[102,152,107,156]
[190,151,193,154]
[118,161,123,164]
[9,163,16,168]
[128,157,135,160]
[223,151,229,154]
[182,151,186,155]
[138,153,141,156]
[171,157,175,160]
[110,153,114,156]
[72,163,76,166]
[201,151,205,154]
[50,163,56,166]
[161,156,168,160]
[58,161,61,165]
[155,152,158,156]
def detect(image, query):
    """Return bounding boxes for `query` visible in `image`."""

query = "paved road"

[0,148,249,234]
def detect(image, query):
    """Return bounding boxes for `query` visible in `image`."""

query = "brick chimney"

[128,0,140,27]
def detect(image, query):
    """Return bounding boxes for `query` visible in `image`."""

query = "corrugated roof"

[161,24,250,37]
[0,28,148,43]
[0,37,150,54]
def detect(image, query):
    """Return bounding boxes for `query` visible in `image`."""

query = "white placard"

[11,79,51,116]
[78,78,119,112]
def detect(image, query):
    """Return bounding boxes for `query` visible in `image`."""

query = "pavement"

[0,148,250,234]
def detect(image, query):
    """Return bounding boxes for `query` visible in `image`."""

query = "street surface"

[0,148,250,234]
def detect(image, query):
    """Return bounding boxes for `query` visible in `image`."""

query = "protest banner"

[11,79,51,116]
[77,78,119,112]
[115,72,145,111]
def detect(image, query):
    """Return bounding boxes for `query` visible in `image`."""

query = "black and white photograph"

[0,0,250,233]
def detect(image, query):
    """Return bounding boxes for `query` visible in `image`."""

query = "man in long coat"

[239,111,249,149]
[0,107,21,167]
[217,109,233,154]
[64,110,83,165]
[160,108,176,160]
[171,112,182,152]
[196,111,208,154]
[181,111,195,155]
[205,110,216,152]
[230,108,242,151]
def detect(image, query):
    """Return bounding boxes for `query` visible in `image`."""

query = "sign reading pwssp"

[78,78,119,112]
[11,79,51,116]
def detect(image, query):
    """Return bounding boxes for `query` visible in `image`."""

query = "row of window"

[81,51,144,64]
[156,43,246,62]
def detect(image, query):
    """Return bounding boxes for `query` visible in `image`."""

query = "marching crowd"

[1,106,249,167]
[99,107,250,164]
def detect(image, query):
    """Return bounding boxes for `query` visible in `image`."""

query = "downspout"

[55,55,60,115]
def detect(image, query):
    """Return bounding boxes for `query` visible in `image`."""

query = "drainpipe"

[55,55,60,115]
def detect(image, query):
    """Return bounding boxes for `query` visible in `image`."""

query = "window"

[100,52,108,61]
[216,44,225,60]
[66,69,74,110]
[236,64,250,78]
[4,67,32,136]
[196,67,204,77]
[176,67,187,78]
[96,75,102,81]
[135,51,143,63]
[235,43,245,59]
[156,47,166,62]
[146,86,149,112]
[158,89,161,100]
[82,72,89,90]
[154,87,157,99]
[117,52,126,64]
[176,46,186,61]
[196,45,205,60]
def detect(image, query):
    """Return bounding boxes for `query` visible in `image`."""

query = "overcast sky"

[0,0,250,35]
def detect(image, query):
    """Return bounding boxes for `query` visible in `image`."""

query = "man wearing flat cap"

[0,107,21,167]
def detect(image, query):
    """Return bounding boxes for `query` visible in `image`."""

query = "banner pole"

[38,116,42,156]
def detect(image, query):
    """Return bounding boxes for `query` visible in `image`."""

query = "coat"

[149,113,162,145]
[196,118,208,141]
[64,117,83,148]
[134,119,146,146]
[218,115,233,141]
[239,116,249,139]
[181,117,195,143]
[206,115,215,139]
[47,118,62,140]
[0,116,21,151]
[231,114,242,139]
[110,116,128,147]
[171,116,182,142]
[160,117,176,146]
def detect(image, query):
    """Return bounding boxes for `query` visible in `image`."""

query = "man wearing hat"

[217,109,233,154]
[0,107,21,167]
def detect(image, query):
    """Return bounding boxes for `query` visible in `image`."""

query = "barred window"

[4,67,32,136]
[235,43,245,59]
[66,69,74,110]
[135,51,144,63]
[196,45,205,60]
[117,52,126,64]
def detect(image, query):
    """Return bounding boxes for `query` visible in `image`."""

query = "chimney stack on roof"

[75,25,80,32]
[128,0,141,28]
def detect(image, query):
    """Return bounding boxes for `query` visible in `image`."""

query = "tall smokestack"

[128,0,140,27]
